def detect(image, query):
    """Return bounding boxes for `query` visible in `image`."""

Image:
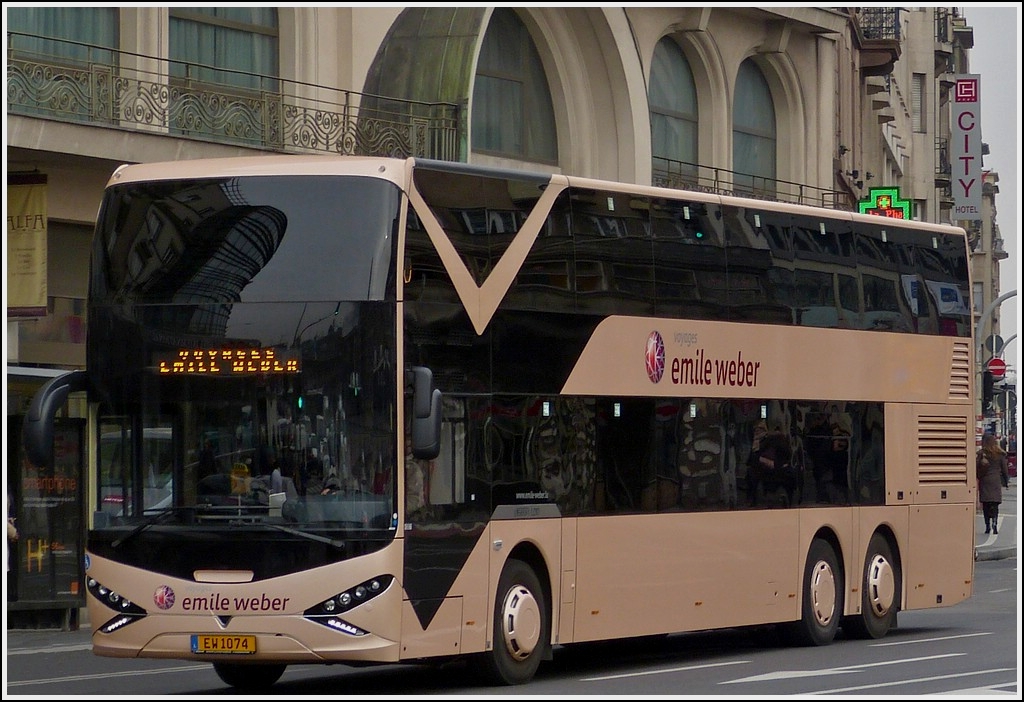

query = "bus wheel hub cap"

[865,554,895,616]
[500,585,540,660]
[810,560,837,625]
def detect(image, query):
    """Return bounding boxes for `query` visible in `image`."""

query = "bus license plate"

[191,634,257,654]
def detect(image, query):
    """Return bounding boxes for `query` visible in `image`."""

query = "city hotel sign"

[951,74,982,221]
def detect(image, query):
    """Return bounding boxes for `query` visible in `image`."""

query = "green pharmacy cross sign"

[857,187,911,219]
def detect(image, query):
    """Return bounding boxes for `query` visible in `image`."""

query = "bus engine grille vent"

[917,414,969,485]
[948,341,971,400]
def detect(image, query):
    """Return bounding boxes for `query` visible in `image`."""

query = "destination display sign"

[155,348,299,375]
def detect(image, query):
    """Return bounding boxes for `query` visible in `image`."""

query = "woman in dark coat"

[976,432,1009,534]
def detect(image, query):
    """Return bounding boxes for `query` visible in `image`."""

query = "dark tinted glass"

[94,175,400,304]
[571,188,654,316]
[652,197,725,319]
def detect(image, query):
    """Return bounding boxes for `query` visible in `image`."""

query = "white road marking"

[720,653,963,684]
[807,667,1016,695]
[580,659,748,682]
[869,632,991,647]
[6,643,93,655]
[6,665,208,688]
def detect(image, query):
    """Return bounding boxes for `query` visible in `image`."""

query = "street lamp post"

[975,290,1017,424]
[995,334,1017,441]
[996,333,1016,358]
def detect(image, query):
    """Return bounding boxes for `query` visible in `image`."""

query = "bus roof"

[105,155,967,241]
[106,154,411,188]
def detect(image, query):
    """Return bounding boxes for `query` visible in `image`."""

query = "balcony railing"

[935,136,951,185]
[10,32,854,212]
[6,32,460,160]
[852,8,902,76]
[965,223,982,252]
[652,157,854,211]
[859,8,901,41]
[937,183,954,211]
[935,8,953,45]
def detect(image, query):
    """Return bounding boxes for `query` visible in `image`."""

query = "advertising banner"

[6,174,49,317]
[9,417,86,608]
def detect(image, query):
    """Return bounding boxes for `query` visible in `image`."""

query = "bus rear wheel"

[784,537,843,646]
[476,558,549,685]
[843,533,899,639]
[212,662,286,691]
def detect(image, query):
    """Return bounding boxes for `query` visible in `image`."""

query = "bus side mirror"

[22,370,89,468]
[405,366,442,460]
[406,366,434,419]
[411,389,442,460]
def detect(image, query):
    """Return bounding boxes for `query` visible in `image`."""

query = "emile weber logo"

[153,584,291,612]
[645,331,761,387]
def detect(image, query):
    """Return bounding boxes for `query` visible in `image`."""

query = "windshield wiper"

[261,522,346,550]
[111,506,346,550]
[111,507,181,548]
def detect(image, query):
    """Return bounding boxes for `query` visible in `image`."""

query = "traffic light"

[982,370,994,409]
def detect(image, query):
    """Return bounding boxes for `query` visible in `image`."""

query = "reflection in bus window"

[98,424,174,518]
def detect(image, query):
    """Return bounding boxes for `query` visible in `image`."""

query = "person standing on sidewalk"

[7,494,18,602]
[976,431,1010,534]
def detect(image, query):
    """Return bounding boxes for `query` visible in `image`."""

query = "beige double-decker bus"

[23,156,976,689]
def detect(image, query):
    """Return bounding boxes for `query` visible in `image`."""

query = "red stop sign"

[988,357,1006,378]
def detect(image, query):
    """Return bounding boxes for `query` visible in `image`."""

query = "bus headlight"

[304,574,393,633]
[87,577,147,633]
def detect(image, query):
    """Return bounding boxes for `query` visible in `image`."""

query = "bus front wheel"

[785,537,843,646]
[476,558,549,685]
[212,662,286,691]
[843,533,899,639]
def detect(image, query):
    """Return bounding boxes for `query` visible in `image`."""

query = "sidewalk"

[974,477,1017,562]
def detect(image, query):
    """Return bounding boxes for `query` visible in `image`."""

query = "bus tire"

[843,533,899,639]
[477,558,549,685]
[785,537,843,646]
[212,662,286,690]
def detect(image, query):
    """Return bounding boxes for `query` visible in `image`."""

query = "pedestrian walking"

[976,431,1009,534]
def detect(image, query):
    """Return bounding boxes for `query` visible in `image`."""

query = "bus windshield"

[89,174,401,535]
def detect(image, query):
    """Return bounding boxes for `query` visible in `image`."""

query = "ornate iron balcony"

[852,8,902,76]
[859,8,901,42]
[935,8,953,46]
[652,156,854,211]
[6,31,460,160]
[934,137,951,185]
[9,32,851,211]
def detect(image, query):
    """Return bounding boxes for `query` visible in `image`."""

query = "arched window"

[169,7,279,91]
[472,9,557,163]
[732,59,776,195]
[650,38,698,180]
